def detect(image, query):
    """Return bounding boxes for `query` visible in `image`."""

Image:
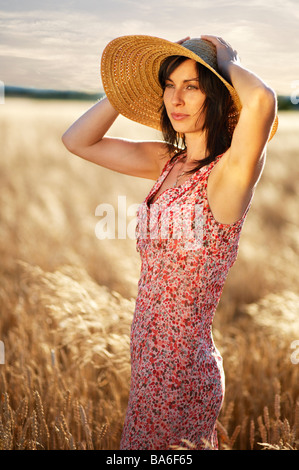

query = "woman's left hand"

[200,35,240,81]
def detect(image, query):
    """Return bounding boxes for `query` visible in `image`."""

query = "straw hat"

[101,35,278,141]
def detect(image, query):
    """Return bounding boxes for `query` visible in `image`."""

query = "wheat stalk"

[249,419,255,450]
[79,404,94,450]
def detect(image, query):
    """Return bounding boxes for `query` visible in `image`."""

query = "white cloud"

[0,1,298,94]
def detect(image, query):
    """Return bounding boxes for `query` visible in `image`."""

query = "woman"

[62,35,277,450]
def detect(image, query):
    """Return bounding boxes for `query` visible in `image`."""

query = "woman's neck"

[184,130,208,162]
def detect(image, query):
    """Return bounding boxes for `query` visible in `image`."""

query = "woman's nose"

[171,88,184,106]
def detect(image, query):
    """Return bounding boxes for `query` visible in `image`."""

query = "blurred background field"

[0,98,298,450]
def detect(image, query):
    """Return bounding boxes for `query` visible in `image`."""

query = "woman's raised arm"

[62,97,166,180]
[201,35,277,183]
[201,35,277,225]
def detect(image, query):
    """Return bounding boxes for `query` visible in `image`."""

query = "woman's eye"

[164,83,199,90]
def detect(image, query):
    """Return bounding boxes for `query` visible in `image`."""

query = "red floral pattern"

[120,153,250,450]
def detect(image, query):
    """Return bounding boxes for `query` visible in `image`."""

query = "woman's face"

[163,59,206,136]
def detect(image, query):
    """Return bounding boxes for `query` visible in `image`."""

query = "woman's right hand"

[62,97,167,180]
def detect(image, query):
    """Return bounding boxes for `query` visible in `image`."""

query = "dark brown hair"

[158,55,235,173]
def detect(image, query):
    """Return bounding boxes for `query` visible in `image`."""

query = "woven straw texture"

[101,35,278,141]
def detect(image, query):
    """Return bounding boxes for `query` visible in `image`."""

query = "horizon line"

[2,85,298,109]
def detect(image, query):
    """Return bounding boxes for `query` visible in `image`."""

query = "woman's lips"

[171,113,189,121]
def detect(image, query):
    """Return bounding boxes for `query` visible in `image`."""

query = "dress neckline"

[147,152,223,207]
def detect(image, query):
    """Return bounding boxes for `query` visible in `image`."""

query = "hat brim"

[100,35,278,141]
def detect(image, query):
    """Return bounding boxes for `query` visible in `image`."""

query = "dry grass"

[0,99,298,450]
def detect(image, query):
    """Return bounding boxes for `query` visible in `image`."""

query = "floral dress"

[119,152,250,450]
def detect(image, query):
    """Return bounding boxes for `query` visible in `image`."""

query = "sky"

[0,0,298,95]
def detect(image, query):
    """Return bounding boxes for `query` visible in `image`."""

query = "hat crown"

[181,38,218,70]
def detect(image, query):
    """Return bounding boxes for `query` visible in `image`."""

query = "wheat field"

[0,98,298,450]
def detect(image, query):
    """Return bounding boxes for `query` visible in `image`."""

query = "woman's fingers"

[201,34,239,60]
[201,34,231,48]
[175,36,190,44]
[200,34,240,79]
